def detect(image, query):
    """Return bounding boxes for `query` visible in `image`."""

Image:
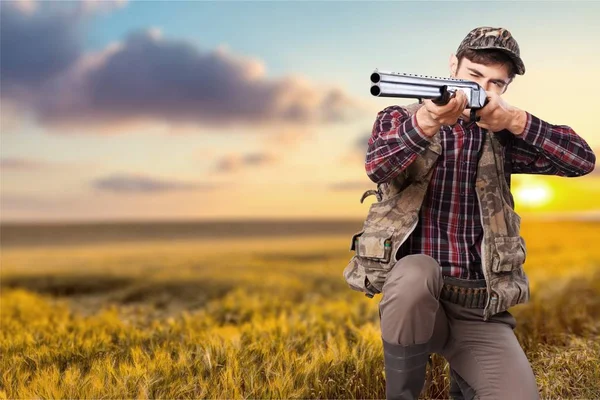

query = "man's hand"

[475,92,527,135]
[416,90,469,137]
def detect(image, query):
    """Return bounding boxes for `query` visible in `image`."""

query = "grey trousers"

[378,254,539,400]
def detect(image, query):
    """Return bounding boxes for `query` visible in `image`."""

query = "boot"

[382,338,431,400]
[448,369,464,400]
[449,367,475,400]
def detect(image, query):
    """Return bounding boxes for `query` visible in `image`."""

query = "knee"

[382,254,442,299]
[387,254,441,285]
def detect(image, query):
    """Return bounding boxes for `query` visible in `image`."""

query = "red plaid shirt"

[365,105,596,279]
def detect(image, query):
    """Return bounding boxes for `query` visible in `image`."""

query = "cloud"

[0,0,129,134]
[91,173,216,193]
[74,0,128,16]
[0,1,83,91]
[214,152,278,173]
[1,2,369,135]
[0,157,97,170]
[36,30,367,132]
[0,99,30,133]
[6,0,38,15]
[328,179,375,192]
[0,0,128,92]
[340,131,371,165]
[0,157,48,169]
[354,132,372,150]
[0,193,83,212]
[260,126,318,148]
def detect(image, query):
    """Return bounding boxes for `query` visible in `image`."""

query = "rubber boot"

[448,369,464,400]
[449,367,475,400]
[382,338,431,400]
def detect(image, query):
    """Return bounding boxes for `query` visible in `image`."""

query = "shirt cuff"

[400,113,433,154]
[513,112,549,148]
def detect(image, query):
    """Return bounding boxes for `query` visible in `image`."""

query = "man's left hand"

[475,92,527,135]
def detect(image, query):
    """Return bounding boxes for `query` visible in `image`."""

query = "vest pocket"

[350,225,395,263]
[344,224,397,297]
[492,236,526,273]
[343,256,383,297]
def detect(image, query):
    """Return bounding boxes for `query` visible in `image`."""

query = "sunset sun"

[514,182,553,208]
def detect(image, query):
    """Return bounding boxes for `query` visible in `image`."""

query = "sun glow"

[514,182,553,208]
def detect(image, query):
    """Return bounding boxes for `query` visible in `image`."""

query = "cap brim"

[465,45,525,75]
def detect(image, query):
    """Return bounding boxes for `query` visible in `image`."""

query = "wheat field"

[1,220,599,399]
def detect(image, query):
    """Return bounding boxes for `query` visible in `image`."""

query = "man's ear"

[449,53,459,77]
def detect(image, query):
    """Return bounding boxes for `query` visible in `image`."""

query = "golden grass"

[1,220,599,398]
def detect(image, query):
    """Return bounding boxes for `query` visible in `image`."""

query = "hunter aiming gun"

[370,69,489,122]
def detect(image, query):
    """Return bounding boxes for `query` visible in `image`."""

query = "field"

[1,220,599,399]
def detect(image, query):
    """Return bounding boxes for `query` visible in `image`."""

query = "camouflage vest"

[343,102,530,321]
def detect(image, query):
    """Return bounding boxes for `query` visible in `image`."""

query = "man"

[362,27,596,399]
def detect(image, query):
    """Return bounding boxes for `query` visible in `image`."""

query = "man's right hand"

[416,90,469,137]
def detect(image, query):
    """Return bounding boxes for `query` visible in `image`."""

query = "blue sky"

[83,1,600,98]
[1,0,599,222]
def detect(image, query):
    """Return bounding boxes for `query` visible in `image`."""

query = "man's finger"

[475,107,487,117]
[456,92,467,111]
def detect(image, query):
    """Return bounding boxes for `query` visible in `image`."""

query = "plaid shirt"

[365,105,596,279]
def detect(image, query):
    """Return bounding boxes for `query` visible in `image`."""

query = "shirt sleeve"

[510,112,596,177]
[365,105,434,184]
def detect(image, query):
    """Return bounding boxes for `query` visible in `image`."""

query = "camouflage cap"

[456,26,525,75]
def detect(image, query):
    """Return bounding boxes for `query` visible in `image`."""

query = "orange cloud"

[213,152,279,173]
[328,179,375,192]
[340,131,371,165]
[91,173,217,194]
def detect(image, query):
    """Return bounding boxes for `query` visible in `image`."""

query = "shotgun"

[370,69,489,122]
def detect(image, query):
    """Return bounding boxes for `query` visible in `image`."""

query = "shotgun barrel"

[370,69,488,110]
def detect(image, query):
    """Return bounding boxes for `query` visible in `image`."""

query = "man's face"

[449,54,512,120]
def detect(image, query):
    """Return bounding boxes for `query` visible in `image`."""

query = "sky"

[1,0,599,223]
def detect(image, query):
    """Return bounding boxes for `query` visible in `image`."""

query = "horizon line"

[2,210,600,226]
